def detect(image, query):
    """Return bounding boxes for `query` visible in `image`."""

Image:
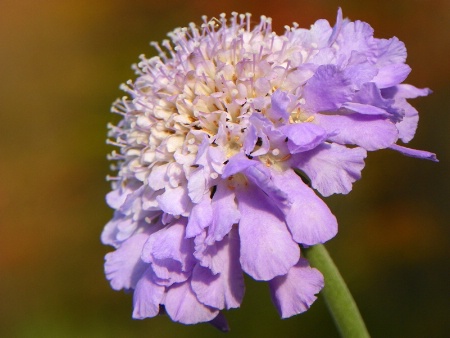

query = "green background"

[1,0,448,337]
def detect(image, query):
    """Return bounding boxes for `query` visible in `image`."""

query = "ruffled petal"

[389,144,438,162]
[191,229,245,309]
[303,65,353,112]
[372,63,411,88]
[272,169,338,245]
[236,184,300,281]
[269,258,324,318]
[186,193,213,238]
[163,280,219,324]
[315,113,398,151]
[104,231,150,290]
[206,181,240,244]
[156,185,191,216]
[132,268,165,319]
[142,219,196,284]
[279,123,328,153]
[294,143,367,196]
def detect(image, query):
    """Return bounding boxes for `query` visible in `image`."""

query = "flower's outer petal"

[186,193,213,238]
[269,258,324,318]
[342,102,391,117]
[163,280,219,324]
[375,37,407,66]
[101,213,133,248]
[244,164,290,209]
[279,123,328,153]
[294,143,367,197]
[381,84,431,143]
[327,7,343,46]
[236,184,300,281]
[303,65,353,112]
[104,231,150,290]
[314,113,398,151]
[392,99,419,143]
[222,152,258,178]
[148,163,169,190]
[389,144,438,162]
[337,20,376,61]
[106,189,129,209]
[142,219,194,268]
[207,182,240,243]
[132,268,165,319]
[156,185,191,216]
[372,63,411,88]
[272,169,338,245]
[142,219,196,284]
[191,229,245,309]
[382,84,431,99]
[187,168,207,204]
[268,90,291,121]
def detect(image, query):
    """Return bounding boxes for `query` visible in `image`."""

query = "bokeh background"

[1,0,448,337]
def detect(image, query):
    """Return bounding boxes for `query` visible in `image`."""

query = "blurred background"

[0,0,448,337]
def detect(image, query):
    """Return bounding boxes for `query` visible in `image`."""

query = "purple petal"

[101,212,134,248]
[272,169,338,245]
[156,185,191,216]
[393,99,419,143]
[148,163,169,190]
[206,181,240,244]
[315,113,398,151]
[106,189,129,209]
[389,144,438,162]
[381,84,431,99]
[222,152,257,178]
[163,280,219,324]
[191,229,245,309]
[236,185,300,281]
[142,219,196,284]
[104,231,150,290]
[375,37,407,66]
[132,268,165,319]
[294,143,367,196]
[303,65,353,112]
[268,90,291,121]
[269,258,324,318]
[186,193,213,238]
[279,123,328,153]
[187,168,208,204]
[372,63,411,88]
[342,102,391,116]
[244,164,290,209]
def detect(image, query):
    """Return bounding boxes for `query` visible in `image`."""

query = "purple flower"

[102,10,437,329]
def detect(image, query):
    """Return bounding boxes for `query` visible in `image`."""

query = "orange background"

[0,0,448,337]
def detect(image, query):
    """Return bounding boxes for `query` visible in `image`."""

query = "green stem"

[303,244,370,338]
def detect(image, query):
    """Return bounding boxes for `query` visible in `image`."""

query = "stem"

[303,244,370,338]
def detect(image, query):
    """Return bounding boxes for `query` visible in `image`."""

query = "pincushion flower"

[102,9,437,329]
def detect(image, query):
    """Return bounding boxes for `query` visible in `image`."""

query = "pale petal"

[314,113,398,151]
[236,185,300,281]
[132,268,165,319]
[269,258,324,318]
[186,193,213,238]
[192,229,245,309]
[206,182,240,243]
[104,232,149,290]
[272,169,338,245]
[294,143,367,196]
[164,280,219,324]
[389,144,438,162]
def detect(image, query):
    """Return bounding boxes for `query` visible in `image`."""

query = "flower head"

[102,9,437,329]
